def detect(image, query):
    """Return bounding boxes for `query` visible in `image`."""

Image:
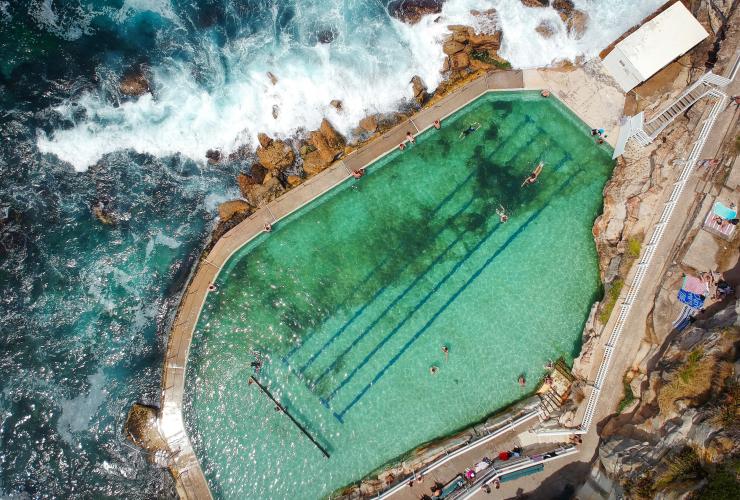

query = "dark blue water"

[0,2,246,496]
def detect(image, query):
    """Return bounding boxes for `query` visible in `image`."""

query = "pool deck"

[158,65,628,499]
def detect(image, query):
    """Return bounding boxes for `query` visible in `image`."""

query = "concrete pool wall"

[156,68,624,499]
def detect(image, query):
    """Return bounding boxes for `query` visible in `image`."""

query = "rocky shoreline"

[192,1,593,244]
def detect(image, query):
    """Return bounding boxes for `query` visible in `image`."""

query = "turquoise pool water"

[184,91,614,499]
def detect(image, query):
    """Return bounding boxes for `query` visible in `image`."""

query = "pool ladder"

[536,389,563,421]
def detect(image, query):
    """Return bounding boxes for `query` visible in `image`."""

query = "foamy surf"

[37,0,665,171]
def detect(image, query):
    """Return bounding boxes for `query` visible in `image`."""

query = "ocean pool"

[184,91,614,499]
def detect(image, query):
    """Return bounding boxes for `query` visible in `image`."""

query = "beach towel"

[672,304,697,331]
[678,289,705,308]
[682,275,708,295]
[713,202,737,220]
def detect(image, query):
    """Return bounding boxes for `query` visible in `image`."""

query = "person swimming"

[459,122,480,139]
[496,204,508,223]
[521,162,543,187]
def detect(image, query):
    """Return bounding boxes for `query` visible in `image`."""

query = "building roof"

[603,2,708,92]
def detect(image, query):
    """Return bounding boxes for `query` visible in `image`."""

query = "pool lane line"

[309,127,563,388]
[298,196,478,377]
[249,375,330,459]
[332,171,582,422]
[281,117,532,365]
[310,197,479,391]
[320,153,577,414]
[286,115,535,369]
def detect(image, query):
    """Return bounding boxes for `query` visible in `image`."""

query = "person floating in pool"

[496,205,508,223]
[430,365,439,375]
[459,122,480,139]
[521,162,543,187]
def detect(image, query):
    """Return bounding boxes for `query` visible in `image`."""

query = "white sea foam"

[37,0,666,171]
[57,369,108,444]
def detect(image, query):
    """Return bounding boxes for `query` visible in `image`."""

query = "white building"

[602,2,709,92]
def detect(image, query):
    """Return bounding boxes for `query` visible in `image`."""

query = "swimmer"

[459,122,480,139]
[544,359,554,370]
[406,131,416,144]
[250,359,262,374]
[541,89,550,97]
[352,169,363,179]
[264,222,272,232]
[208,283,217,291]
[442,345,449,361]
[496,204,508,223]
[518,375,526,387]
[433,119,441,129]
[430,365,439,375]
[521,162,543,187]
[399,143,406,151]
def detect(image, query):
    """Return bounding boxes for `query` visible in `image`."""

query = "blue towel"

[678,289,704,308]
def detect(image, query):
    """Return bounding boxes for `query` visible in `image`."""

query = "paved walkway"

[157,65,633,499]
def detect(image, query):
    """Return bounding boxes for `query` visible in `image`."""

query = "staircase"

[611,66,734,158]
[642,79,714,138]
[536,359,575,422]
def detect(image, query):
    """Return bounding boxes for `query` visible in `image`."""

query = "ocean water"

[185,92,615,499]
[1,0,657,497]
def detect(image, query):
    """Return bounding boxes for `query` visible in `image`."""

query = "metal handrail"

[578,88,728,432]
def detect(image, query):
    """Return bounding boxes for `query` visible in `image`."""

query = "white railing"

[702,72,731,87]
[455,446,579,500]
[578,88,729,432]
[375,410,540,499]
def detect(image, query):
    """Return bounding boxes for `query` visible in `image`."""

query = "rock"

[257,133,272,149]
[319,119,345,150]
[256,138,295,173]
[467,31,502,50]
[124,403,167,457]
[299,143,315,156]
[552,0,574,17]
[120,67,150,96]
[410,75,428,104]
[241,175,284,207]
[535,20,557,38]
[92,204,115,225]
[450,51,470,71]
[317,28,337,44]
[309,131,337,165]
[359,115,378,133]
[330,99,343,111]
[267,72,278,85]
[301,119,345,174]
[302,150,329,176]
[520,0,549,7]
[236,164,269,195]
[218,200,252,221]
[388,0,444,25]
[286,175,302,187]
[565,9,588,39]
[272,105,279,119]
[205,149,222,164]
[442,39,465,55]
